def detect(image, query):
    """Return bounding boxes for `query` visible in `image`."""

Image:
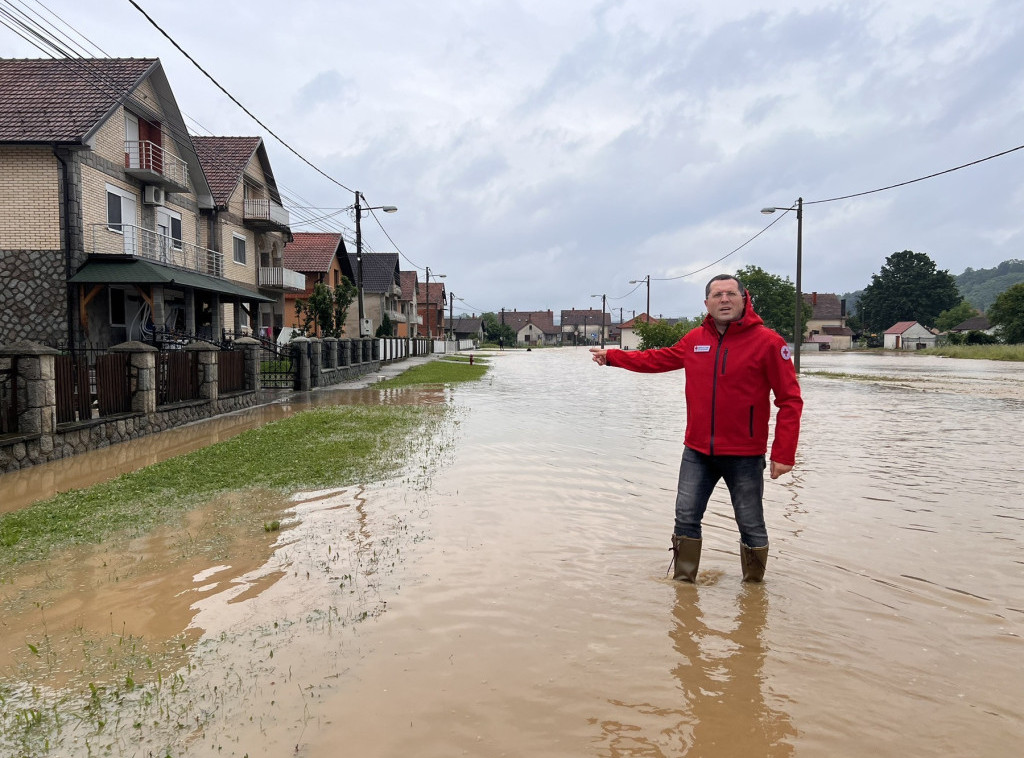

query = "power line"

[654,211,790,282]
[807,143,1024,206]
[125,0,357,196]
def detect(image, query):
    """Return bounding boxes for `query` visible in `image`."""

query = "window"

[171,217,182,249]
[233,234,247,264]
[107,191,123,231]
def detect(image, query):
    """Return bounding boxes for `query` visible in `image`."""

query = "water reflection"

[670,586,794,757]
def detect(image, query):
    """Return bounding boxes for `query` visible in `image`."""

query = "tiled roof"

[620,313,655,328]
[399,270,418,302]
[951,316,990,332]
[191,135,262,207]
[420,281,446,307]
[501,310,555,333]
[803,292,843,320]
[0,58,157,143]
[884,321,919,334]
[561,308,609,326]
[347,252,399,294]
[822,325,854,336]
[284,232,343,273]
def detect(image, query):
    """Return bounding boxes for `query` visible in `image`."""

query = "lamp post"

[760,197,803,374]
[448,290,455,341]
[354,191,398,335]
[590,293,607,348]
[629,274,650,319]
[424,266,446,340]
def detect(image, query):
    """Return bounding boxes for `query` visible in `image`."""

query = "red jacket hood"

[700,289,764,334]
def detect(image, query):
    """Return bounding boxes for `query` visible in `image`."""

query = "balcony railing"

[259,266,305,291]
[90,223,223,278]
[244,198,290,228]
[124,140,190,192]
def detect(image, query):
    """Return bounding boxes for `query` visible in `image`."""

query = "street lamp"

[354,190,398,335]
[424,266,446,339]
[761,197,803,373]
[629,274,650,320]
[591,293,607,349]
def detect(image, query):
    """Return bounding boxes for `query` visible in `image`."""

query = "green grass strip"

[0,404,438,571]
[376,357,488,388]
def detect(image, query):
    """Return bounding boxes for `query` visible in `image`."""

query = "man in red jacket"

[590,274,803,583]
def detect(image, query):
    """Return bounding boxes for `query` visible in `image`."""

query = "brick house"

[281,232,349,336]
[418,279,447,339]
[499,309,559,346]
[397,270,421,339]
[0,57,278,349]
[190,136,299,339]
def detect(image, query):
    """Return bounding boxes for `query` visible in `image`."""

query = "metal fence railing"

[54,350,131,424]
[219,350,244,393]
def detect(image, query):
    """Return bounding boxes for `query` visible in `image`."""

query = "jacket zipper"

[709,328,728,455]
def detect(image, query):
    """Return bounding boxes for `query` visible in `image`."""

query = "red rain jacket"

[607,295,803,465]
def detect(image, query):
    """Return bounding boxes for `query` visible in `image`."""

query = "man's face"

[705,279,745,326]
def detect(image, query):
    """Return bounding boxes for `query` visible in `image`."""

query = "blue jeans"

[674,447,768,547]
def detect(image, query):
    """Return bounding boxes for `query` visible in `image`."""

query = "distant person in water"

[590,274,803,583]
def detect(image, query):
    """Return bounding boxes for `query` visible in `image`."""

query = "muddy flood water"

[1,348,1022,757]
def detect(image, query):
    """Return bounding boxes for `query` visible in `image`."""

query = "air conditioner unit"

[143,186,166,205]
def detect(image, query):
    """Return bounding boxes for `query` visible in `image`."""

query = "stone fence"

[0,335,439,473]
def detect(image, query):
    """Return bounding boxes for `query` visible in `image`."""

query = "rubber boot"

[670,535,702,583]
[740,542,768,582]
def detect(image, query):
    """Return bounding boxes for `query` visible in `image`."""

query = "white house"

[883,321,937,350]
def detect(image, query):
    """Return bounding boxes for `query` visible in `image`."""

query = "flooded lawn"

[1,348,1022,756]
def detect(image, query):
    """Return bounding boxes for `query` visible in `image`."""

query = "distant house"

[446,316,485,343]
[282,232,347,336]
[949,316,993,335]
[346,252,403,337]
[561,308,609,345]
[500,310,559,346]
[884,321,937,350]
[802,292,853,350]
[418,279,446,339]
[397,271,421,339]
[618,313,656,350]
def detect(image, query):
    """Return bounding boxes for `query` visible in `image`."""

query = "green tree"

[375,312,394,338]
[734,265,807,341]
[858,250,962,332]
[988,282,1024,344]
[293,277,357,337]
[934,301,978,332]
[633,317,700,349]
[332,276,357,337]
[482,312,516,345]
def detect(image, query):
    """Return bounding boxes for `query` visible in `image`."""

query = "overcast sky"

[4,0,1023,320]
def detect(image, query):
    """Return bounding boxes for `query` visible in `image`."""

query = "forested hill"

[956,259,1024,311]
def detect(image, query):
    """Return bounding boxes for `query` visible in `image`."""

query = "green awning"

[69,259,276,303]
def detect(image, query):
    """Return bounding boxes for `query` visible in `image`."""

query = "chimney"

[840,299,846,317]
[812,292,818,306]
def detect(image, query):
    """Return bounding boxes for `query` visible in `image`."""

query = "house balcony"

[124,141,190,193]
[244,198,291,232]
[89,223,223,278]
[259,266,305,292]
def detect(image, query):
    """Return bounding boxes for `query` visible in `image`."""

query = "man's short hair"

[705,274,744,298]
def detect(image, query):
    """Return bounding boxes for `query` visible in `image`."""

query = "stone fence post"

[309,338,322,387]
[337,338,351,367]
[110,341,157,414]
[292,337,311,391]
[186,342,220,401]
[0,341,57,437]
[231,337,261,392]
[322,337,338,370]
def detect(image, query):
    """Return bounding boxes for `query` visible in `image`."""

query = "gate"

[257,340,296,389]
